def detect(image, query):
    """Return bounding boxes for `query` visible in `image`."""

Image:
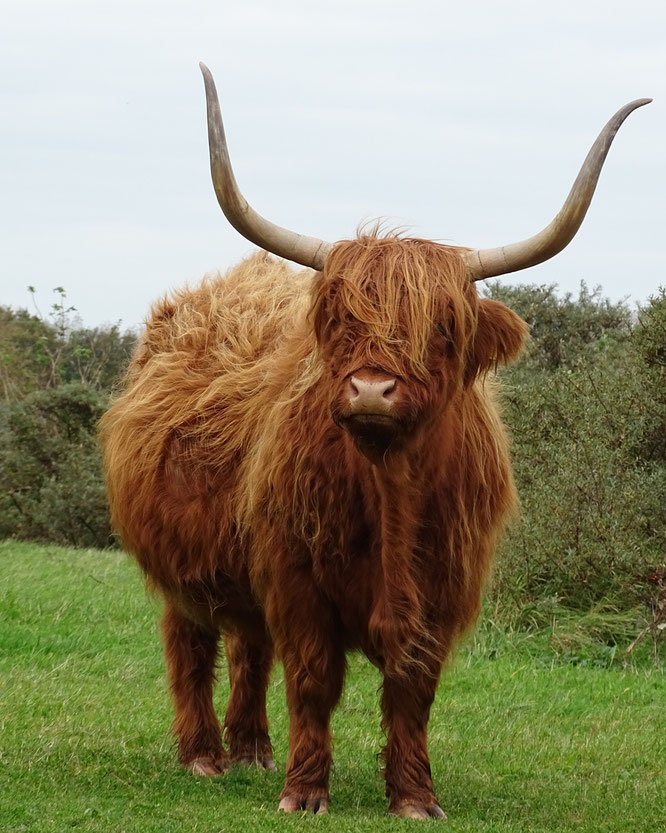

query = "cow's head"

[311,235,527,458]
[198,63,649,458]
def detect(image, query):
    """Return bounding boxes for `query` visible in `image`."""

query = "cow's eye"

[437,322,454,343]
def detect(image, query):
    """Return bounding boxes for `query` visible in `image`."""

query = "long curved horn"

[464,98,652,281]
[200,63,333,270]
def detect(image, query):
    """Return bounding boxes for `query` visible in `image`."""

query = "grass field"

[1,541,664,833]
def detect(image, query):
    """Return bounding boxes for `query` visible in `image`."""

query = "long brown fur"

[99,234,528,815]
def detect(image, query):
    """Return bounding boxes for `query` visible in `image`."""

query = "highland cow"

[99,65,649,819]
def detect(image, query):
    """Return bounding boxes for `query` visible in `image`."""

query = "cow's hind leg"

[223,633,275,769]
[380,664,446,820]
[162,604,229,775]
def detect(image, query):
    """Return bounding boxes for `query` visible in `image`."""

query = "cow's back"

[99,253,315,588]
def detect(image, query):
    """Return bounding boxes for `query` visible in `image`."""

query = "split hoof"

[278,795,329,814]
[393,802,447,820]
[187,756,230,776]
[235,753,277,771]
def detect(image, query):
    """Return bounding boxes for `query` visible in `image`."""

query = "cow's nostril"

[347,376,397,415]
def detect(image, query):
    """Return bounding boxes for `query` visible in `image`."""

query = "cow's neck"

[367,451,428,675]
[364,405,458,674]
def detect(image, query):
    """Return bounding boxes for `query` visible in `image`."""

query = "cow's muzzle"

[347,374,397,416]
[336,371,402,458]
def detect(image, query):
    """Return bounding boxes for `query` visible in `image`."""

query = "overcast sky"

[1,0,664,330]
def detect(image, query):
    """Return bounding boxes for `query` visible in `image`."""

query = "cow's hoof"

[187,756,230,776]
[392,803,447,820]
[278,795,329,814]
[235,753,277,771]
[228,735,275,770]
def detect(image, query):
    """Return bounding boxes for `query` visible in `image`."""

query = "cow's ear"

[465,298,528,385]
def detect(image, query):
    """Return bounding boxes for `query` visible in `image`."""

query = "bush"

[0,384,112,548]
[631,288,666,463]
[488,286,666,629]
[483,281,632,371]
[0,307,58,397]
[0,293,135,549]
[0,297,137,399]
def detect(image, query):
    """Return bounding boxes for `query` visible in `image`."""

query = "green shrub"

[488,286,666,631]
[0,298,137,399]
[631,288,666,463]
[483,281,632,371]
[0,384,112,548]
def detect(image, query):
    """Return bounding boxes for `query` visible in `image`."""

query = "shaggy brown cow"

[99,66,649,819]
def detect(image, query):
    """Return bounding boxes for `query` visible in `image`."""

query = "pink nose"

[347,375,397,416]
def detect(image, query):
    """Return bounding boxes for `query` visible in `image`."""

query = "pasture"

[1,540,664,833]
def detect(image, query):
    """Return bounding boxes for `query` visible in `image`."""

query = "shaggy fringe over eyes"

[313,234,474,381]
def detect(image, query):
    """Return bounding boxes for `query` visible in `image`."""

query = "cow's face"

[312,237,527,461]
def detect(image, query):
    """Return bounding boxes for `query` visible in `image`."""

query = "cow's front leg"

[380,670,446,820]
[269,583,345,814]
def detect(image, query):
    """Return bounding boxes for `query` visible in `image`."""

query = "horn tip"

[199,61,211,77]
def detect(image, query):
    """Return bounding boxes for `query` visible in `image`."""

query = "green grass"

[1,541,664,833]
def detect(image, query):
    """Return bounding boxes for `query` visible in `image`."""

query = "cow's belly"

[162,571,269,643]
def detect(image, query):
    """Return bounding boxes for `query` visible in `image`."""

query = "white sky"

[1,0,664,330]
